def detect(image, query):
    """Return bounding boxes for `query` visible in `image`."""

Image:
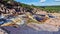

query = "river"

[0,25,60,34]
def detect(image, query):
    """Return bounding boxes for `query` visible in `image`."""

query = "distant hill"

[38,6,60,13]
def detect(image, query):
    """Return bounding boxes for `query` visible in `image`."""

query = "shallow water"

[0,25,60,34]
[0,15,60,34]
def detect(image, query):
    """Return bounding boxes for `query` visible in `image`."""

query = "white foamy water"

[0,14,5,19]
[27,23,59,32]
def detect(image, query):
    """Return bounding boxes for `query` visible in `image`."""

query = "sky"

[15,0,60,6]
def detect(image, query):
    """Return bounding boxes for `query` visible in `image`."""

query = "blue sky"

[15,0,60,6]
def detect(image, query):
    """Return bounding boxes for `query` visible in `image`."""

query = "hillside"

[0,0,60,14]
[39,6,60,13]
[0,0,34,15]
[30,5,60,13]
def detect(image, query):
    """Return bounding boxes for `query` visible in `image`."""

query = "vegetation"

[29,5,60,13]
[18,2,60,13]
[2,0,60,13]
[40,6,60,13]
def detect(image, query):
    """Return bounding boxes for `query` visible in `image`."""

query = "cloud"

[55,0,60,1]
[40,0,46,3]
